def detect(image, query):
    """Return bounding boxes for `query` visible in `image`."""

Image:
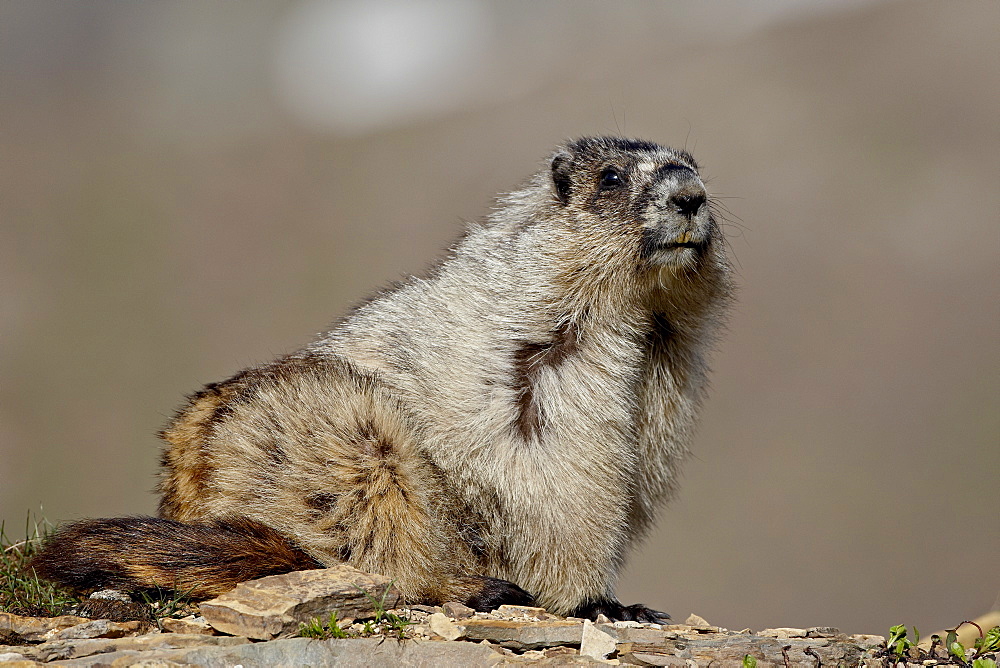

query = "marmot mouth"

[661,230,707,251]
[639,228,709,259]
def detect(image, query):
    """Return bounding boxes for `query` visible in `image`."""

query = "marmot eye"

[599,168,624,189]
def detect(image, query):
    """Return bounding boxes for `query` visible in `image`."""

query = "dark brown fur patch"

[75,598,155,623]
[647,312,673,348]
[511,321,578,440]
[29,516,321,599]
[354,419,395,458]
[304,492,339,513]
[645,311,691,387]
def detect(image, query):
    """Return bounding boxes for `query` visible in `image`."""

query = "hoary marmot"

[33,136,733,622]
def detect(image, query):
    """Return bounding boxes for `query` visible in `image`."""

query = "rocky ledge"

[0,566,927,666]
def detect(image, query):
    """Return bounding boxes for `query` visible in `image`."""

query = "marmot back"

[33,137,733,622]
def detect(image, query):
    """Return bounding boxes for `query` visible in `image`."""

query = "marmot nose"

[670,192,706,218]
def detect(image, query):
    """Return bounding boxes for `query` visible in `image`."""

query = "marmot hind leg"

[159,353,532,609]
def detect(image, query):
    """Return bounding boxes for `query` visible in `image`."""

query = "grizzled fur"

[31,516,322,598]
[32,137,733,621]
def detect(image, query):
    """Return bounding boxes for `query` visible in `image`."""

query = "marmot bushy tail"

[32,137,733,621]
[30,516,322,599]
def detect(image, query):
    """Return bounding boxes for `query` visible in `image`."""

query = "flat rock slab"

[42,637,503,667]
[199,566,402,640]
[461,618,584,650]
[616,631,885,667]
[49,620,147,641]
[160,615,217,635]
[2,632,249,663]
[0,613,90,644]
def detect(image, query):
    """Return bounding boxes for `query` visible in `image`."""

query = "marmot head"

[548,137,721,276]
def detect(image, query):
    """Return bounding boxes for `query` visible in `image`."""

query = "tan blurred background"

[2,0,997,636]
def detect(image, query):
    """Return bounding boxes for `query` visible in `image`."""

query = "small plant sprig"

[940,621,1000,666]
[363,582,412,640]
[137,585,201,628]
[359,582,413,640]
[976,626,1000,656]
[956,620,1000,663]
[888,621,1000,667]
[888,623,919,658]
[298,583,412,640]
[299,611,349,639]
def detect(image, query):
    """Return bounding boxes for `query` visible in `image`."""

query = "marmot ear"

[550,151,573,205]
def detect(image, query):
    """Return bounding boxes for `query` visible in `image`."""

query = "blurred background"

[2,0,997,636]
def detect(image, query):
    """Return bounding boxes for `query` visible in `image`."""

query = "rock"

[680,613,720,633]
[854,633,887,649]
[614,645,683,667]
[0,612,91,643]
[579,619,616,660]
[611,626,672,644]
[160,615,216,635]
[461,618,584,650]
[539,646,581,659]
[51,619,147,640]
[495,647,614,665]
[429,612,465,641]
[493,605,555,620]
[758,627,809,638]
[49,636,504,667]
[14,632,249,663]
[443,601,476,619]
[198,566,402,640]
[502,646,591,665]
[684,613,711,627]
[88,589,130,602]
[0,652,39,668]
[615,629,879,667]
